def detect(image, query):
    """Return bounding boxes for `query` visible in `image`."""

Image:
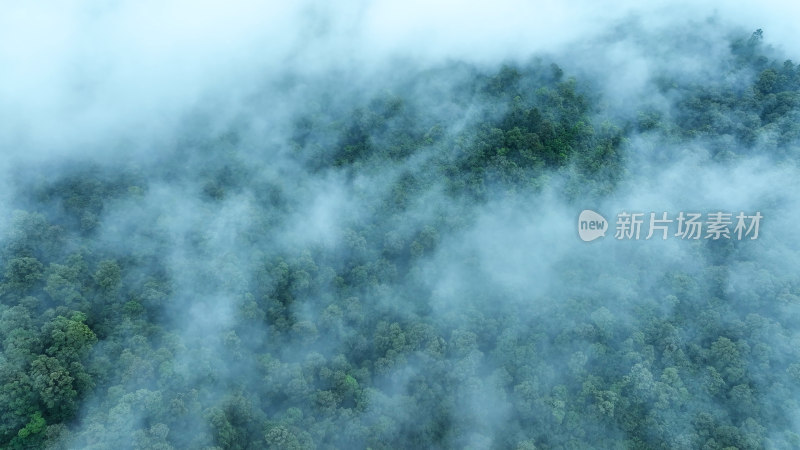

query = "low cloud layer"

[1,1,800,449]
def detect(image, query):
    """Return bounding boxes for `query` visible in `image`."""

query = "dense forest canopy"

[2,3,800,450]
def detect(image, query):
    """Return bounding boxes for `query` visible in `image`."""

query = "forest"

[2,6,800,450]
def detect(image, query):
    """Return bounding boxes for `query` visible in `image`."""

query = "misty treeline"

[2,27,800,449]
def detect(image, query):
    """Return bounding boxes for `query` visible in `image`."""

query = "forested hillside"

[2,19,800,450]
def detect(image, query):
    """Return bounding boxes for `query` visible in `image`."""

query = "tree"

[30,355,77,421]
[3,257,43,293]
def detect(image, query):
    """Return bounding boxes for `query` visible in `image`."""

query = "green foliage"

[0,28,799,450]
[3,257,43,292]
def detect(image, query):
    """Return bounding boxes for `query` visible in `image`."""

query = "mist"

[1,1,800,449]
